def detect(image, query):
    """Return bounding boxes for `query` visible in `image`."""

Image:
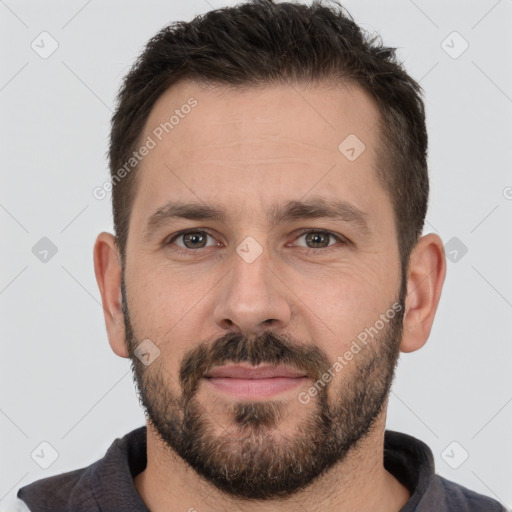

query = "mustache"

[179,330,332,398]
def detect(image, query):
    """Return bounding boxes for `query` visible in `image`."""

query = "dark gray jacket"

[17,426,507,511]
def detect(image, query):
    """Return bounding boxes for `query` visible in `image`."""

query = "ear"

[400,233,446,353]
[93,232,129,358]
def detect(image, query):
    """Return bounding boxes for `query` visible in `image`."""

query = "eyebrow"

[143,196,372,241]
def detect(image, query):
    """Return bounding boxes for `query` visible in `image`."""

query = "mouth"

[203,363,309,399]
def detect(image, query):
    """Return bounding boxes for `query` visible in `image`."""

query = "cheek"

[128,257,204,316]
[126,266,216,366]
[125,269,180,353]
[292,262,398,356]
[300,261,387,312]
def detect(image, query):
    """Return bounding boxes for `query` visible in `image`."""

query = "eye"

[291,229,348,252]
[167,229,219,251]
[164,228,348,257]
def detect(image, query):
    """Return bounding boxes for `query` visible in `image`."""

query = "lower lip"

[204,377,308,398]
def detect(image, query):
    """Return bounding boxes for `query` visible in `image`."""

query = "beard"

[122,275,406,501]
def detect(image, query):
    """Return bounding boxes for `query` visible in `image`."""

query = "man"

[16,1,507,511]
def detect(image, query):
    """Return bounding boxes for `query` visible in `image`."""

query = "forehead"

[144,79,380,159]
[131,79,392,233]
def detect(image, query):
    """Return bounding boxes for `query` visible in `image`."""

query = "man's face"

[122,81,405,499]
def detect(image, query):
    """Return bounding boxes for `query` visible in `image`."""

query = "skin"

[94,80,446,511]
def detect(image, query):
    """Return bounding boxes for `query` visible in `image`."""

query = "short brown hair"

[108,0,428,275]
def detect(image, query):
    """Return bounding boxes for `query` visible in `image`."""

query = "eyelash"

[165,228,349,257]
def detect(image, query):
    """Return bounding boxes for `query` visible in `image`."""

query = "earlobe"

[400,233,446,353]
[93,232,129,358]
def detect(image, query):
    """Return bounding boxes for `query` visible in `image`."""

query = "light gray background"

[1,0,511,510]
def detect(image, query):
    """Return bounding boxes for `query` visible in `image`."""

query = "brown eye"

[304,231,332,248]
[294,230,344,249]
[169,230,217,250]
[182,232,207,248]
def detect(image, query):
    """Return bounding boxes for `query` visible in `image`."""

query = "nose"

[213,241,292,335]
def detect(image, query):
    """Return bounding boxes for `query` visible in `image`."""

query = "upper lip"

[204,364,307,379]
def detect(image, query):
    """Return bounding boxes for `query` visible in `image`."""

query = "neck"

[134,411,411,512]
